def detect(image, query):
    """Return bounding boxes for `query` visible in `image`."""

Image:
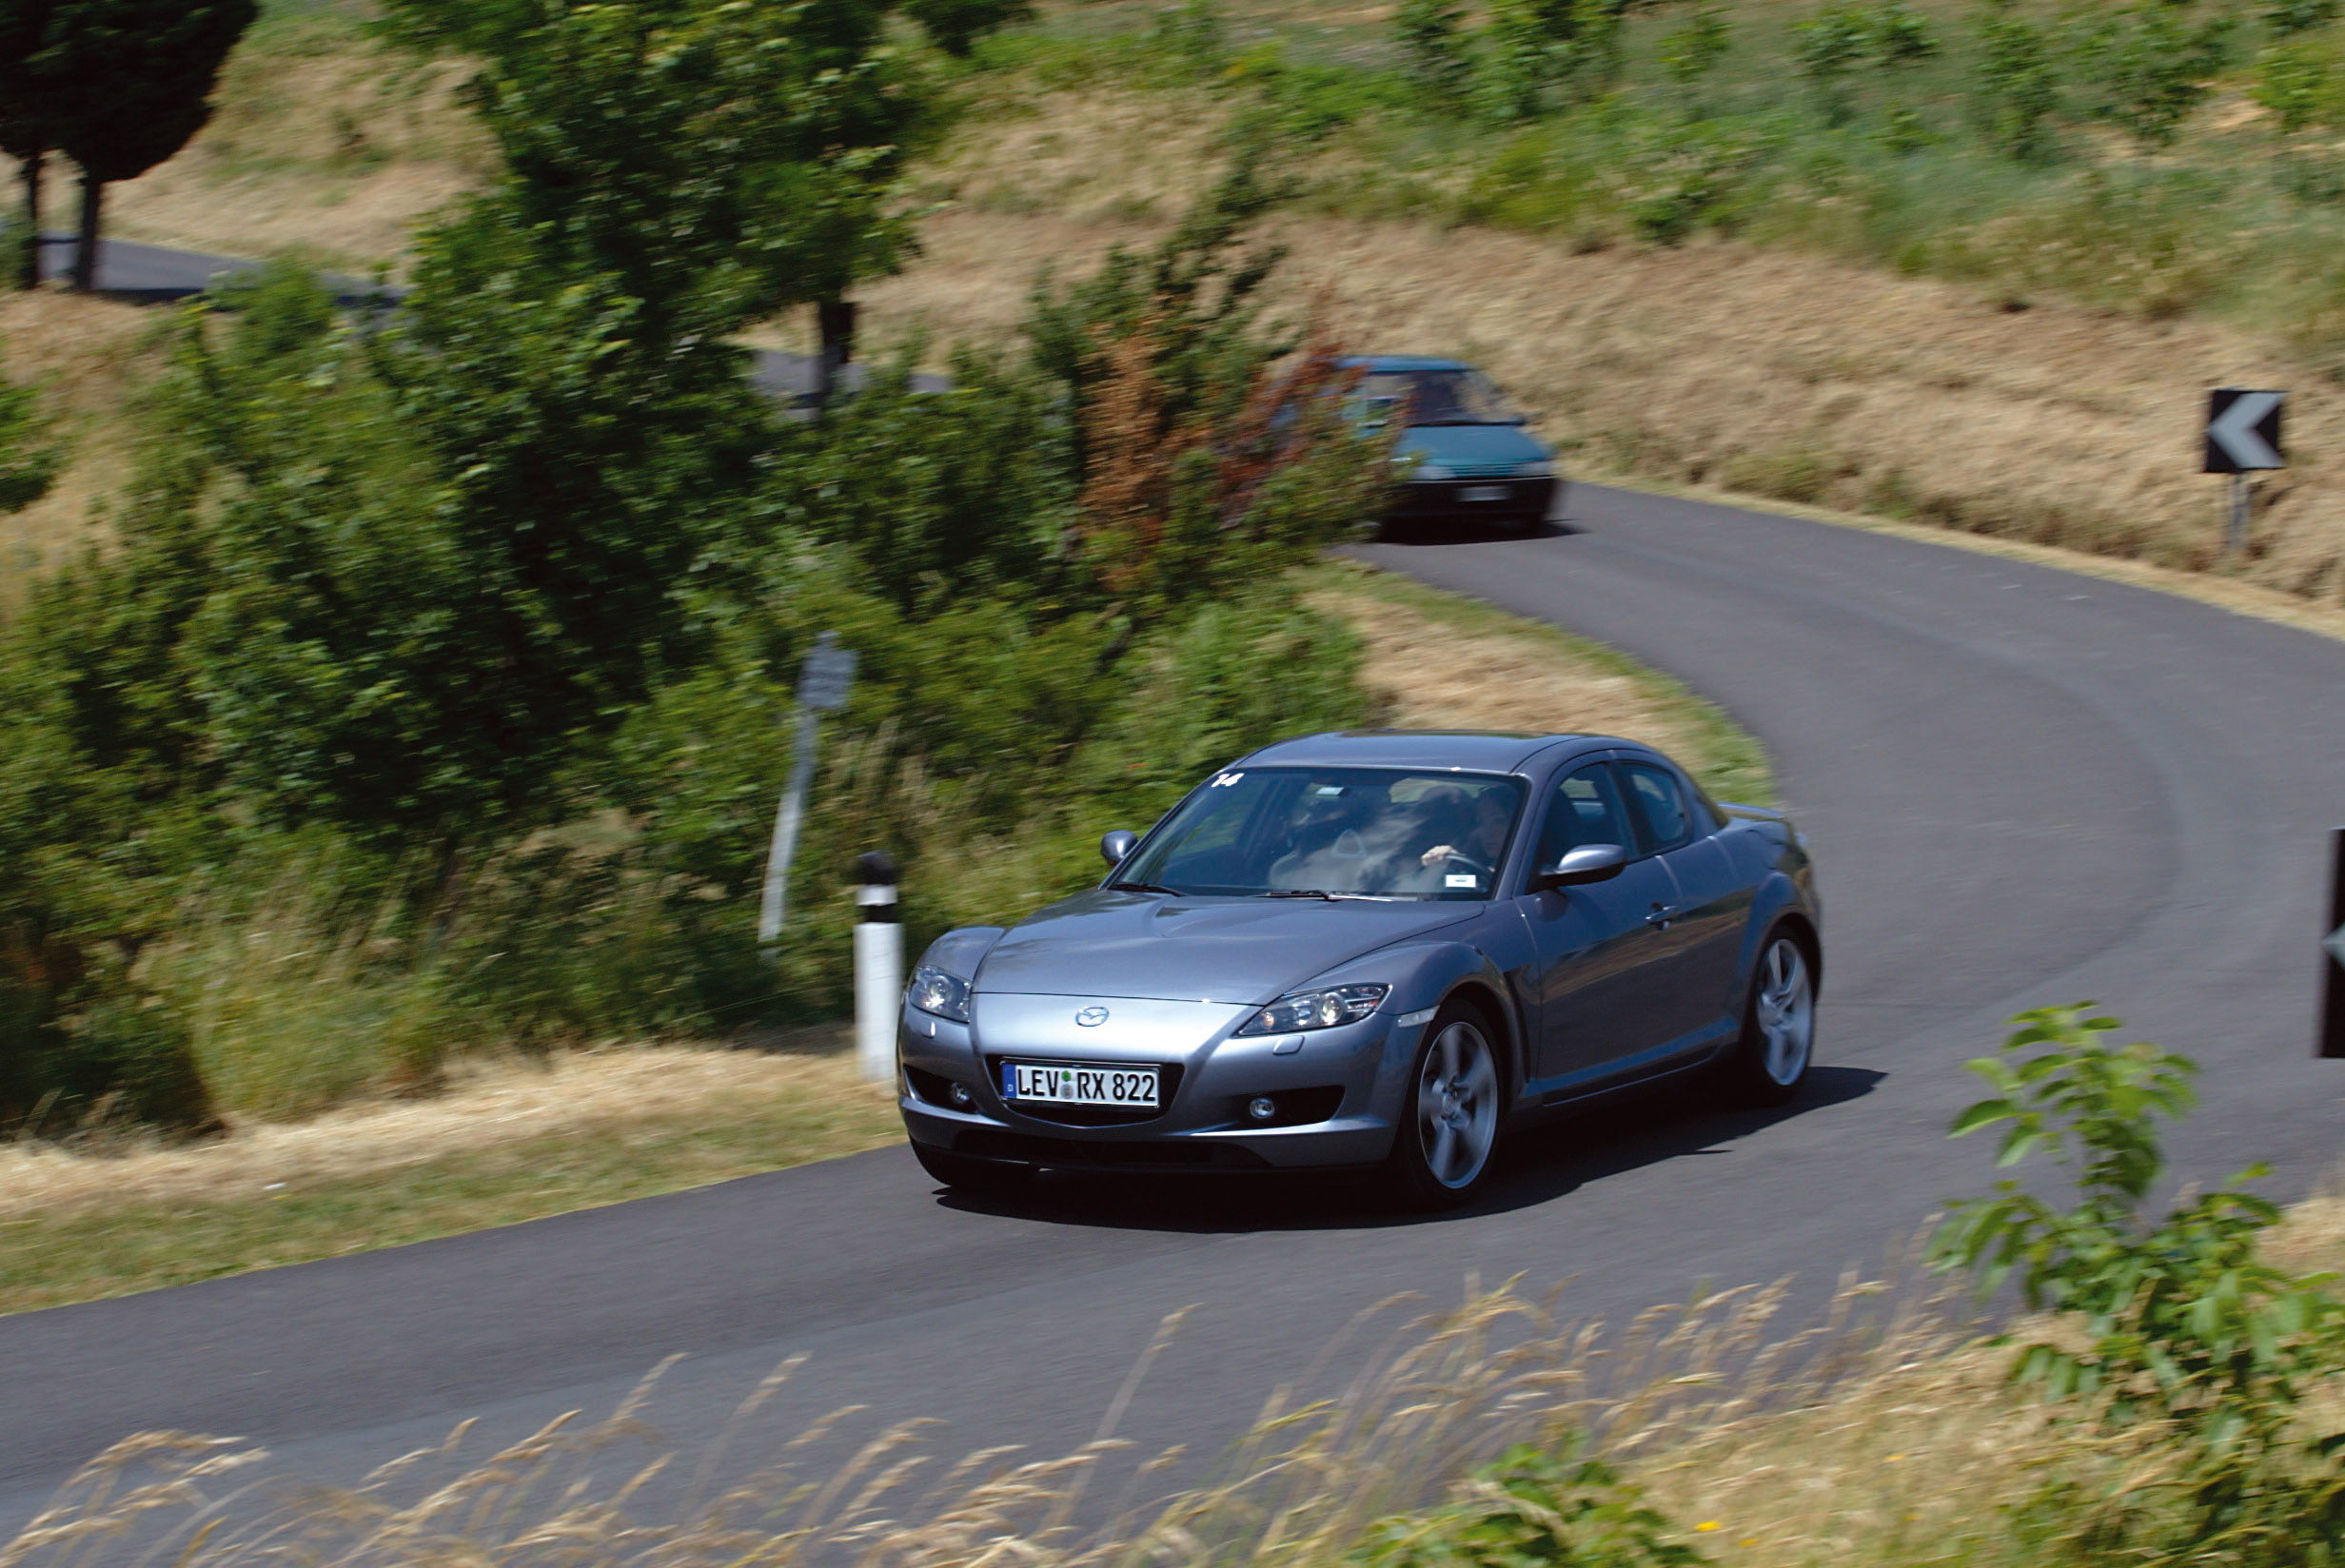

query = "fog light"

[949,1082,975,1109]
[1247,1096,1277,1122]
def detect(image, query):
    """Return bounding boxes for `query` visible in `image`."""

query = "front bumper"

[897,991,1426,1173]
[1388,474,1560,523]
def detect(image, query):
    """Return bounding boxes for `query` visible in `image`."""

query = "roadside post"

[2204,388,2286,558]
[757,633,858,960]
[2321,829,2345,1059]
[855,852,902,1084]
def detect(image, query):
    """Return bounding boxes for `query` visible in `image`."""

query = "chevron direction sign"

[2323,829,2345,1059]
[2206,388,2286,474]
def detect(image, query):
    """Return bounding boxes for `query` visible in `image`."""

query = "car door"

[1617,759,1749,1049]
[1517,761,1683,1089]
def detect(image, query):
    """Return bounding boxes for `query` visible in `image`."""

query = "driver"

[1420,789,1511,872]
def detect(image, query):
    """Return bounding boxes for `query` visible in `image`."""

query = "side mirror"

[1532,843,1626,891]
[1100,829,1139,868]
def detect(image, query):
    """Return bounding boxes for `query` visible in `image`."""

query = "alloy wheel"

[1754,937,1814,1088]
[1416,1019,1499,1189]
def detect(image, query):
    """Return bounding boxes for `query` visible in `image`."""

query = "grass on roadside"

[0,1044,898,1317]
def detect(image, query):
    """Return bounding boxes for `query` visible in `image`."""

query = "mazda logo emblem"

[1075,1006,1110,1028]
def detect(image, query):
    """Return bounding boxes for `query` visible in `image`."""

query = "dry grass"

[0,1037,876,1223]
[1309,559,1772,804]
[33,21,489,271]
[847,82,2345,608]
[0,289,163,595]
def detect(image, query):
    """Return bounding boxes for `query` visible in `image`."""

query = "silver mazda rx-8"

[897,730,1821,1206]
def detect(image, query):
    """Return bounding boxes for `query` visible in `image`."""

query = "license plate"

[1001,1061,1160,1108]
[1459,485,1509,502]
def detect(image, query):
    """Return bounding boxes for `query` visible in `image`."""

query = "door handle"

[1645,904,1677,930]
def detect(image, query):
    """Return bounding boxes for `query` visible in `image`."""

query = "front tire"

[1385,1001,1505,1208]
[1722,929,1816,1106]
[912,1142,1035,1195]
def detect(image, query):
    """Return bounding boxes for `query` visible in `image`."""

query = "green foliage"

[1931,1005,2341,1450]
[2268,0,2342,36]
[1971,0,2061,160]
[1357,1443,1706,1568]
[1794,3,1869,122]
[2256,40,2336,132]
[30,0,256,186]
[1395,0,1473,104]
[2077,0,2236,148]
[0,354,56,512]
[1655,2,1729,105]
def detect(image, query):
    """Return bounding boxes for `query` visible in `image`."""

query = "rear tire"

[912,1141,1036,1195]
[1384,999,1506,1209]
[1721,928,1816,1106]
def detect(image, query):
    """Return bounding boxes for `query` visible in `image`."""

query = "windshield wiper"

[1260,889,1409,901]
[1262,888,1335,899]
[1108,880,1183,895]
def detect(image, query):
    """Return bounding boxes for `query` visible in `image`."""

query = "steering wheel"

[1438,850,1492,875]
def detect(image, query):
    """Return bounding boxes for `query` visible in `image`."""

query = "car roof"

[1234,730,1603,773]
[1338,355,1476,373]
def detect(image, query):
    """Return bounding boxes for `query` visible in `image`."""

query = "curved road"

[5,484,2342,1531]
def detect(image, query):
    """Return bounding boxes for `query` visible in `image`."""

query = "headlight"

[1411,462,1455,480]
[908,966,972,1023]
[1515,461,1556,478]
[1237,984,1389,1036]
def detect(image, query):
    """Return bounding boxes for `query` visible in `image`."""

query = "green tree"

[32,0,256,291]
[0,0,57,291]
[1867,0,1938,66]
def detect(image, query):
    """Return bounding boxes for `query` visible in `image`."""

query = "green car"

[1345,356,1563,534]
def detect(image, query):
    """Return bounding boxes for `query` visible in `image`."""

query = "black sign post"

[2323,828,2345,1059]
[2205,388,2287,558]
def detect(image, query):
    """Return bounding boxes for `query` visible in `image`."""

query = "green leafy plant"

[2267,0,2342,36]
[1396,0,1475,104]
[1655,2,1730,108]
[1931,1005,2341,1451]
[1793,3,1869,124]
[1971,0,2061,160]
[2079,1,2236,147]
[1356,1442,1707,1568]
[2256,39,2335,131]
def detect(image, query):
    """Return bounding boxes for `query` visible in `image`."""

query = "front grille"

[983,1057,1185,1126]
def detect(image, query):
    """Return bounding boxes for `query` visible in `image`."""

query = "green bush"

[1357,1443,1706,1568]
[1933,1004,2345,1562]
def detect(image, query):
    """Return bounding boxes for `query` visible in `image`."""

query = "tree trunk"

[813,297,857,419]
[70,169,99,292]
[15,148,40,291]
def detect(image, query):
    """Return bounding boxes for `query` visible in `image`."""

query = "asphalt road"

[17,232,938,397]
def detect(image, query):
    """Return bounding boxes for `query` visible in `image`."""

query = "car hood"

[1398,422,1552,468]
[974,890,1477,1005]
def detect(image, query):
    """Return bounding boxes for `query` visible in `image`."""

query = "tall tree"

[0,0,56,290]
[35,0,255,290]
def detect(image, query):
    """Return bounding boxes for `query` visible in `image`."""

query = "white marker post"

[758,633,858,960]
[854,852,902,1084]
[2204,387,2286,558]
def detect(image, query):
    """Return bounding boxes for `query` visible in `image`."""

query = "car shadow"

[1373,513,1581,546]
[932,1064,1884,1233]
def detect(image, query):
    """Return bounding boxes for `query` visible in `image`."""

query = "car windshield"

[1355,368,1521,427]
[1116,768,1527,900]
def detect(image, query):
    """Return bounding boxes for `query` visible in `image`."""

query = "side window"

[1532,766,1633,873]
[1621,763,1693,853]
